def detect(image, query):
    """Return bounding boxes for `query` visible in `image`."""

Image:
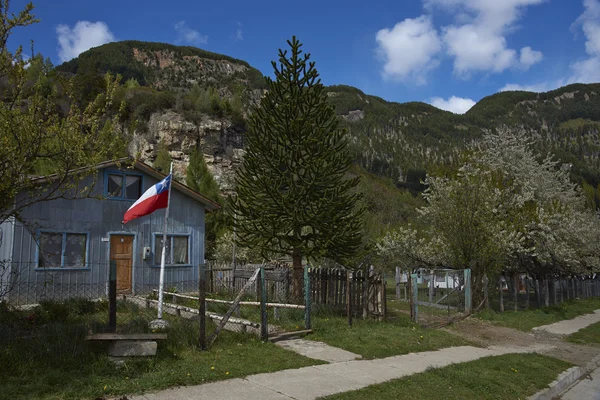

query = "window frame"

[151,233,192,267]
[103,169,144,201]
[35,230,90,271]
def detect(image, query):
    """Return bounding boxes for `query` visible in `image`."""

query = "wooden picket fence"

[201,262,387,320]
[307,267,387,320]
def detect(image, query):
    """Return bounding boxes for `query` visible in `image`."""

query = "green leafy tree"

[153,138,172,173]
[0,0,127,225]
[186,149,220,202]
[231,36,364,298]
[186,149,227,258]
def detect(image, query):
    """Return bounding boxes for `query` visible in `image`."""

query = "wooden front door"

[110,235,134,293]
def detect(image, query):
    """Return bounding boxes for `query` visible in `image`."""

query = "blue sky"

[8,0,600,113]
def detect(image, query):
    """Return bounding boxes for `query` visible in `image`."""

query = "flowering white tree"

[377,128,600,305]
[479,128,600,278]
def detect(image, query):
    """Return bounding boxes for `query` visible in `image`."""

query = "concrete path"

[274,339,362,363]
[533,310,600,336]
[561,367,600,400]
[128,344,553,400]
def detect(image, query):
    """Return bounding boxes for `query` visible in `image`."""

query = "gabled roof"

[31,157,222,211]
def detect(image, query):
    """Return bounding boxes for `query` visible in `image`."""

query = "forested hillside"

[58,41,600,194]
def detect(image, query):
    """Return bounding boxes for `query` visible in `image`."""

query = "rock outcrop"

[129,111,245,195]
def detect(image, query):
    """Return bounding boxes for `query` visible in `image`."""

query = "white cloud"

[375,15,442,84]
[569,0,600,83]
[499,0,600,93]
[233,21,243,42]
[519,46,543,69]
[174,21,208,45]
[429,95,476,113]
[426,0,545,76]
[56,21,115,62]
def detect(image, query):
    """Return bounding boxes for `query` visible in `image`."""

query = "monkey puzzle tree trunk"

[292,248,304,302]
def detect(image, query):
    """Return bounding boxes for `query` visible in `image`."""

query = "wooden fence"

[201,262,386,320]
[307,268,386,319]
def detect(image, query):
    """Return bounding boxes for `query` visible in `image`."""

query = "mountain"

[57,41,600,190]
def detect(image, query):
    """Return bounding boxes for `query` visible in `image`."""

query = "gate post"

[108,260,117,333]
[464,269,472,314]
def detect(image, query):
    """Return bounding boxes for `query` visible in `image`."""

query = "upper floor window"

[37,231,89,269]
[105,170,142,200]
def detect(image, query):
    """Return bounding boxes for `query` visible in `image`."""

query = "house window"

[105,171,142,200]
[38,231,89,269]
[153,234,190,265]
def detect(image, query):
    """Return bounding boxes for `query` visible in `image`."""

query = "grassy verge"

[160,291,470,359]
[321,353,572,400]
[301,313,471,359]
[475,298,600,331]
[0,299,321,400]
[567,321,600,346]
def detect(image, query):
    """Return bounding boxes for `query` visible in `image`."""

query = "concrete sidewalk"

[533,310,600,336]
[561,366,600,400]
[129,343,552,400]
[275,339,362,363]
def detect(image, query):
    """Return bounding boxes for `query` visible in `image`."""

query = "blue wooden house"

[0,159,220,305]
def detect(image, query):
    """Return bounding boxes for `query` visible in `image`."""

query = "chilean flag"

[123,175,172,224]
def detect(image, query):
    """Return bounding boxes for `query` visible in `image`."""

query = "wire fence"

[394,268,600,325]
[2,261,387,329]
[3,262,199,306]
[486,274,600,312]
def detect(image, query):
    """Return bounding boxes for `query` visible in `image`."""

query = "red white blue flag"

[123,175,171,224]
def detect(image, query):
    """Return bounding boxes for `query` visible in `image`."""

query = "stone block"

[109,340,157,357]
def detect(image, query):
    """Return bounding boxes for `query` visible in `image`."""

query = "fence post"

[498,275,504,312]
[346,270,352,327]
[463,269,472,314]
[411,273,418,323]
[198,263,207,350]
[260,267,268,341]
[108,260,117,333]
[513,274,518,311]
[362,270,368,319]
[382,271,387,322]
[395,267,401,300]
[523,277,529,309]
[304,265,311,330]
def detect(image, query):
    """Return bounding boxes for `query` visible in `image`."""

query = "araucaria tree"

[231,36,364,298]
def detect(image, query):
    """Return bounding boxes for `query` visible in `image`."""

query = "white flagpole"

[157,162,173,320]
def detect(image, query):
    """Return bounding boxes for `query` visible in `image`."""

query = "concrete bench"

[86,333,168,357]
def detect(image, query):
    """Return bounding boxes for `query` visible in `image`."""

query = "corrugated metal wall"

[0,217,15,301]
[9,168,206,304]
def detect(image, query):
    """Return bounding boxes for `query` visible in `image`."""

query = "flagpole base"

[149,318,170,330]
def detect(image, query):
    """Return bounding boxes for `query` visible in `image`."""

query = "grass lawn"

[321,353,572,400]
[567,321,600,346]
[0,299,321,400]
[475,298,600,331]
